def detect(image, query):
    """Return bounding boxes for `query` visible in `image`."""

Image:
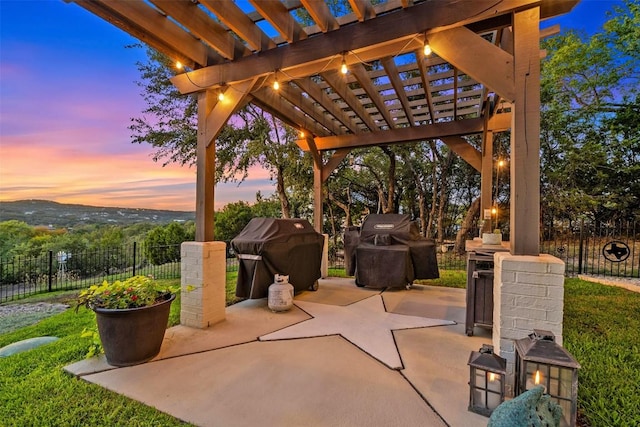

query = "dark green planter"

[94,294,175,367]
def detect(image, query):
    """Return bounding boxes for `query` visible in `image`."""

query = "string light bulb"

[218,85,226,102]
[340,53,348,75]
[273,70,280,91]
[175,60,183,70]
[299,130,305,138]
[423,37,432,56]
[498,159,505,168]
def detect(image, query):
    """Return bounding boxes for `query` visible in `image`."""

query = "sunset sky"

[0,0,621,212]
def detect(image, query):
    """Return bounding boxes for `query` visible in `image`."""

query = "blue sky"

[0,0,624,211]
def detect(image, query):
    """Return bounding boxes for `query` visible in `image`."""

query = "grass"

[0,292,191,426]
[414,269,467,288]
[1,273,638,426]
[562,279,640,427]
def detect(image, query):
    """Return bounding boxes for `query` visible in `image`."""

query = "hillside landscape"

[0,200,194,228]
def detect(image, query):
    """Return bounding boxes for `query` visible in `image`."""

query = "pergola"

[68,0,579,256]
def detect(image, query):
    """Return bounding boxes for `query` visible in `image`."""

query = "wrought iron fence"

[3,222,636,304]
[541,220,639,278]
[0,242,181,304]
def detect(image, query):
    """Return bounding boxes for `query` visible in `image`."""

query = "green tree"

[144,222,194,265]
[129,46,313,220]
[0,220,34,259]
[213,202,254,243]
[540,0,639,224]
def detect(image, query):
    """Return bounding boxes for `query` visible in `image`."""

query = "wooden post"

[481,130,494,233]
[306,135,323,233]
[193,78,258,242]
[510,7,541,256]
[195,89,216,242]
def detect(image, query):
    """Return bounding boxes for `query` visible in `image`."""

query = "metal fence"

[2,222,637,304]
[541,220,639,278]
[0,243,182,304]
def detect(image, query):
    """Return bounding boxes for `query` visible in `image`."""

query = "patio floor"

[65,278,493,427]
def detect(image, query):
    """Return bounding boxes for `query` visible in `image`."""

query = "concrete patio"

[66,278,493,427]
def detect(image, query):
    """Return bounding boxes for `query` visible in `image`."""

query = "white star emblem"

[260,294,454,369]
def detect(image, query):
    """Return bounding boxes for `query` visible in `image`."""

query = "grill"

[231,218,324,299]
[344,214,439,288]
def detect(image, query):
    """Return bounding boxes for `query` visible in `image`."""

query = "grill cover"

[346,214,439,288]
[231,218,324,299]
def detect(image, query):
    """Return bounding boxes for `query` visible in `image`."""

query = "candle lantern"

[468,344,507,416]
[515,330,580,427]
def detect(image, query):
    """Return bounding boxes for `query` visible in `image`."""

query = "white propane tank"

[268,274,294,312]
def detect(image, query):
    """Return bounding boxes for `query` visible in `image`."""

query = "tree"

[540,0,640,224]
[129,46,314,220]
[144,222,194,265]
[0,220,34,259]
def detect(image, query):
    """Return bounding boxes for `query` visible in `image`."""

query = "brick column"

[493,253,565,396]
[180,241,226,328]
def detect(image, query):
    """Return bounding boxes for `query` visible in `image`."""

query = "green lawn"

[562,279,640,427]
[1,274,638,426]
[0,291,191,426]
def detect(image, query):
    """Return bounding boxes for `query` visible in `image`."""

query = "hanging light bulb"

[423,38,432,56]
[299,130,305,138]
[341,53,348,75]
[498,159,505,168]
[175,60,183,70]
[218,85,226,102]
[273,70,280,90]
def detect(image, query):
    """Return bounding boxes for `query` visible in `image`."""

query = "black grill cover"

[231,218,324,299]
[346,214,439,288]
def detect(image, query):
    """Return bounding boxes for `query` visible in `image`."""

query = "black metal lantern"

[468,344,507,416]
[515,330,580,427]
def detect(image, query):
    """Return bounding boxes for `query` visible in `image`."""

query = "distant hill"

[0,200,195,228]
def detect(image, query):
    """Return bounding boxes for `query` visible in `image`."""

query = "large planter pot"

[94,293,175,367]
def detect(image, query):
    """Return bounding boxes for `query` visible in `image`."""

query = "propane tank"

[268,274,294,312]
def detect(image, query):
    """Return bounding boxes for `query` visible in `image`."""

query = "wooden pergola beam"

[429,26,515,102]
[199,0,276,53]
[250,0,308,44]
[252,89,331,138]
[351,63,394,129]
[381,56,416,126]
[149,0,251,60]
[279,84,344,136]
[294,77,360,134]
[300,0,339,33]
[299,118,484,151]
[170,0,539,94]
[440,136,482,172]
[322,70,378,132]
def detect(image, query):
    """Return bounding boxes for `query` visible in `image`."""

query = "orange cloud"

[0,136,275,211]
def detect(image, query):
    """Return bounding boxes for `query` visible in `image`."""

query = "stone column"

[180,241,226,328]
[493,253,565,396]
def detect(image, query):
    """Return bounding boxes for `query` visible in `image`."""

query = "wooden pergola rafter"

[67,0,578,255]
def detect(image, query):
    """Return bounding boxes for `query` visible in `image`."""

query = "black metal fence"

[541,220,639,278]
[2,222,637,304]
[0,243,182,304]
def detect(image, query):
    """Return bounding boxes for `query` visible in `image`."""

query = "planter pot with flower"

[76,275,176,367]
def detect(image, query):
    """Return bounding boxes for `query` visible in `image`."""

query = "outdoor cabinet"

[465,240,509,336]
